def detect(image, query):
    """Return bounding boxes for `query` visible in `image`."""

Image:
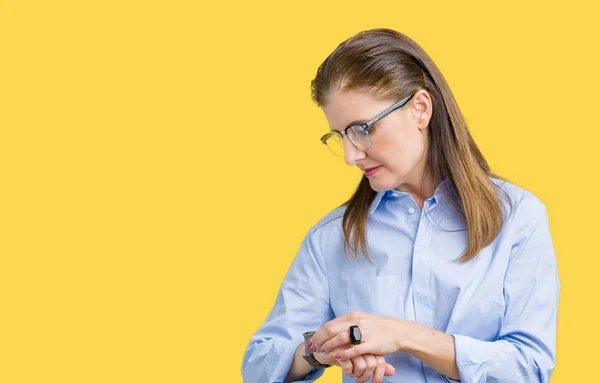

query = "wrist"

[301,331,332,369]
[285,342,316,383]
[395,319,417,353]
[295,341,312,367]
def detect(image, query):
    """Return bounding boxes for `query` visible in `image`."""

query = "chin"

[366,177,395,192]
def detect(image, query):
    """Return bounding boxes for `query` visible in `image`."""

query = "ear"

[411,89,432,130]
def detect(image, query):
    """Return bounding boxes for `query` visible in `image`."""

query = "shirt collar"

[369,190,387,215]
[369,179,452,215]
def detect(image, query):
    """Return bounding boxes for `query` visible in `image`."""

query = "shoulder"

[309,205,346,234]
[491,178,546,215]
[491,177,548,221]
[303,205,347,254]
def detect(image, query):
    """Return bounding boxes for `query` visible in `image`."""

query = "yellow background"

[1,0,597,382]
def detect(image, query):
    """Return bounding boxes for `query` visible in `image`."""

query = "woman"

[241,28,559,383]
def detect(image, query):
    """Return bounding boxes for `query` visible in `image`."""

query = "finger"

[337,356,353,377]
[349,355,366,378]
[313,352,336,367]
[310,311,364,351]
[333,343,372,360]
[356,354,377,383]
[384,362,396,376]
[310,319,351,351]
[319,330,351,353]
[372,357,386,383]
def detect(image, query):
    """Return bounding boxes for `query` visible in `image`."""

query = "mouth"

[363,166,383,177]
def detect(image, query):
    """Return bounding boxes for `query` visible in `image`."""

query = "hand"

[310,311,410,360]
[314,346,396,383]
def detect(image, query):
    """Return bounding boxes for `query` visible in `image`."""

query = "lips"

[363,166,383,177]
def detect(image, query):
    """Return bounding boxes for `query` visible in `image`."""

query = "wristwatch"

[302,331,332,368]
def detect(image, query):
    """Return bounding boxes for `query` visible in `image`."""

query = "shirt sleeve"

[448,194,560,383]
[241,228,334,383]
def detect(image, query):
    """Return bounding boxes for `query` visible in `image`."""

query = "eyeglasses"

[320,93,415,157]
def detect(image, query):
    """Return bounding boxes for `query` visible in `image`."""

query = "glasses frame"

[320,93,415,155]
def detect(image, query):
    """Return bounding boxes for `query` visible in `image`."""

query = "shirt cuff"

[451,333,488,383]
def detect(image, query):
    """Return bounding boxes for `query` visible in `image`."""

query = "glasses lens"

[324,132,344,156]
[348,125,371,151]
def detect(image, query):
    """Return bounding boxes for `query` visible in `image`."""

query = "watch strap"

[302,331,332,368]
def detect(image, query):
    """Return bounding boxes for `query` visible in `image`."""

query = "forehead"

[322,89,393,131]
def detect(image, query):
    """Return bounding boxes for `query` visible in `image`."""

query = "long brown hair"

[310,28,512,263]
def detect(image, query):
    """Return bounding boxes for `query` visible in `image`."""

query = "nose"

[343,136,366,166]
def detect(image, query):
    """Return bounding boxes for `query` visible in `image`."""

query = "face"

[322,88,432,193]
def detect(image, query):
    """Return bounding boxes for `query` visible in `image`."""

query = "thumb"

[384,363,396,376]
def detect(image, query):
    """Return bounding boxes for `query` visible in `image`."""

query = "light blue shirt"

[241,178,559,383]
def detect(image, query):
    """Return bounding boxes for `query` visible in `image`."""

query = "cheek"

[374,126,424,168]
[402,132,426,163]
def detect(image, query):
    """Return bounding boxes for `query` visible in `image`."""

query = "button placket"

[411,212,434,328]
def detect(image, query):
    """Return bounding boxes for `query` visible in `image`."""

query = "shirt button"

[408,207,416,214]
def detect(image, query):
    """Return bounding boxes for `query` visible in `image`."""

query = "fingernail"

[307,341,312,348]
[319,348,326,353]
[334,354,341,359]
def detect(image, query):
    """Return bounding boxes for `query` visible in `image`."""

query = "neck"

[394,172,438,210]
